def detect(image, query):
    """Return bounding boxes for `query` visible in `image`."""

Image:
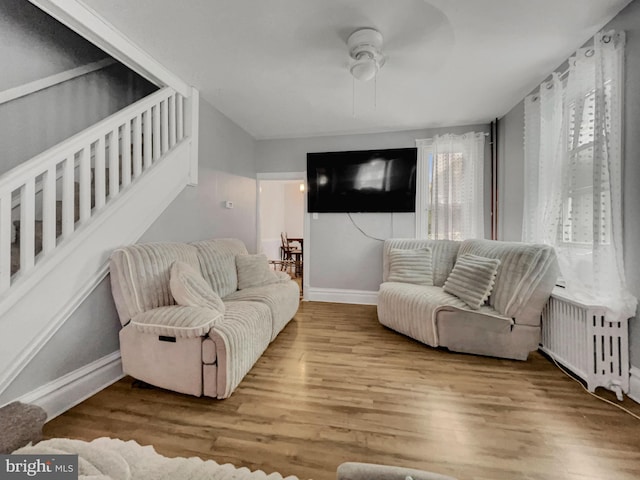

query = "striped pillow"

[387,248,433,286]
[443,254,501,309]
[170,261,225,312]
[236,254,279,289]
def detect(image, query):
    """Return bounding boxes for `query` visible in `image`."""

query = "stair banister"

[0,87,186,295]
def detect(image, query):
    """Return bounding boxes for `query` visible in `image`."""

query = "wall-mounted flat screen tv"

[307,148,417,213]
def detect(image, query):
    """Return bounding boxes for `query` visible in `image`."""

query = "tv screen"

[307,148,417,213]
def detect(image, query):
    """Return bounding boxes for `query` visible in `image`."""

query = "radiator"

[540,287,630,400]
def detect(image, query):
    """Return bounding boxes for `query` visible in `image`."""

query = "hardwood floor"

[44,302,640,480]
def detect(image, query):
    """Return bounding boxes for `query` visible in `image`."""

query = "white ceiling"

[82,0,632,139]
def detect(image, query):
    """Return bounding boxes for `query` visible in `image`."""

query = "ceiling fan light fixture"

[347,28,385,82]
[350,55,379,82]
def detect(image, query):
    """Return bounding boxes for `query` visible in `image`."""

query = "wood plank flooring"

[44,301,640,480]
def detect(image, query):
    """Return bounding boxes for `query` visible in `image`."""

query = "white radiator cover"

[540,287,630,400]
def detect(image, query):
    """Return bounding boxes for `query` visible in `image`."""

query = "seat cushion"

[224,280,300,341]
[377,283,468,346]
[210,301,272,398]
[130,305,222,338]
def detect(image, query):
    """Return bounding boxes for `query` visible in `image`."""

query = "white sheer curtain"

[429,132,485,240]
[523,30,636,321]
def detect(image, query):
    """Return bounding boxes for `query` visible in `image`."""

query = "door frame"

[256,172,308,300]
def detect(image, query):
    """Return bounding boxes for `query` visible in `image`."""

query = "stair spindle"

[133,115,142,178]
[94,137,106,210]
[153,104,161,161]
[109,128,120,198]
[143,109,152,169]
[161,98,169,154]
[41,166,56,254]
[61,155,75,239]
[19,179,36,272]
[0,193,11,291]
[121,121,132,188]
[168,94,176,149]
[177,94,184,141]
[79,146,91,223]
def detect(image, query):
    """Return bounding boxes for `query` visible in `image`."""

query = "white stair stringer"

[0,139,192,401]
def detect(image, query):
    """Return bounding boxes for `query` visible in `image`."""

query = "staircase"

[0,86,195,398]
[2,87,184,288]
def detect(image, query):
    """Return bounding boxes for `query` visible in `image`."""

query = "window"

[416,133,485,240]
[561,88,611,246]
[522,30,635,318]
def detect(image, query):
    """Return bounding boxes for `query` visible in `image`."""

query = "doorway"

[256,172,307,298]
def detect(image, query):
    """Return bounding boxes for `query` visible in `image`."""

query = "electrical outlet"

[225,201,234,209]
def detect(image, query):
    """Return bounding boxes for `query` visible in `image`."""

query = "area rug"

[14,437,301,480]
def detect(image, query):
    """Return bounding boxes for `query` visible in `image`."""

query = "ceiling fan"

[347,28,386,82]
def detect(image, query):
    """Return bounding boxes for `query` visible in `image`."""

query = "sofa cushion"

[377,283,468,346]
[130,305,222,338]
[443,254,500,310]
[458,239,558,318]
[210,301,272,398]
[192,239,249,297]
[236,254,279,290]
[170,261,225,312]
[383,239,460,286]
[387,248,433,286]
[224,280,300,341]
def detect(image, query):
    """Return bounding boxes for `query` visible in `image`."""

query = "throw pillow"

[387,248,434,286]
[236,254,279,289]
[170,261,225,312]
[443,254,501,309]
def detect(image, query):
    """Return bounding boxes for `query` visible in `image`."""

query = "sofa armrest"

[130,305,222,339]
[337,462,457,480]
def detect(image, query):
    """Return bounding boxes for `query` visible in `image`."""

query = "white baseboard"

[17,351,124,422]
[629,366,640,404]
[306,287,378,305]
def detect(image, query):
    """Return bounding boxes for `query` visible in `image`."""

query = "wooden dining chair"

[280,232,302,277]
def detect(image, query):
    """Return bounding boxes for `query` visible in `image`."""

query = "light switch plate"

[225,201,234,209]
[312,212,318,220]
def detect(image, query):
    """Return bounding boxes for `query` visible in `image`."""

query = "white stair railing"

[0,87,185,294]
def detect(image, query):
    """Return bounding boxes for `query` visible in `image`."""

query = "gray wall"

[497,100,525,241]
[497,0,640,367]
[0,0,156,175]
[255,124,490,292]
[1,277,121,401]
[141,98,258,250]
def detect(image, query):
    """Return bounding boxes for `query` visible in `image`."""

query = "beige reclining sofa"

[110,238,300,398]
[378,238,558,360]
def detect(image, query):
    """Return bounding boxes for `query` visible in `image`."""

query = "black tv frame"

[306,147,417,213]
